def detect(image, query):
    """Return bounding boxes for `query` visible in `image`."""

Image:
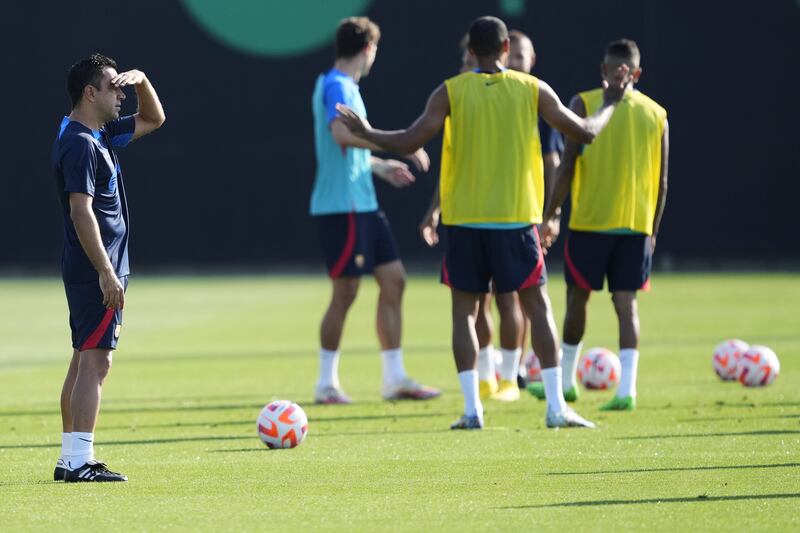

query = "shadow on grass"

[501,493,800,509]
[618,429,800,440]
[546,462,800,476]
[210,429,451,452]
[677,414,800,423]
[0,435,252,450]
[0,403,266,418]
[99,411,447,431]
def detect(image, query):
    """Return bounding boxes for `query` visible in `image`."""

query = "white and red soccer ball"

[577,348,621,390]
[524,349,542,383]
[712,339,748,380]
[257,400,308,449]
[736,345,780,387]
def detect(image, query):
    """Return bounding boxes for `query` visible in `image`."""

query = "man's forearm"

[71,211,114,275]
[580,103,616,142]
[652,181,668,236]
[363,129,419,156]
[135,75,165,125]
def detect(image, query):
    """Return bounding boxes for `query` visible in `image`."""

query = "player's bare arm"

[68,193,125,310]
[419,179,441,247]
[371,156,416,188]
[537,64,629,144]
[651,119,670,252]
[336,83,450,155]
[540,96,585,249]
[332,120,430,171]
[111,70,165,139]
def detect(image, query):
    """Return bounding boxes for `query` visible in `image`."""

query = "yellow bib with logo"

[571,89,667,234]
[440,70,544,225]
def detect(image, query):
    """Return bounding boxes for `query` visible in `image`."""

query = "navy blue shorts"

[314,210,400,278]
[64,276,128,351]
[564,230,652,292]
[441,225,547,293]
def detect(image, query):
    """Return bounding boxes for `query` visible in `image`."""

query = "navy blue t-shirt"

[539,118,564,155]
[52,116,136,283]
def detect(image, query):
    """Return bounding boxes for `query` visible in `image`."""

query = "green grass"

[0,273,798,531]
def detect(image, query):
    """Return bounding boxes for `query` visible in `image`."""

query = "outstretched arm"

[651,120,670,251]
[537,64,629,144]
[336,83,450,155]
[111,70,166,139]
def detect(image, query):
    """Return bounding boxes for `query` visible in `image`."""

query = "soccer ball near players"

[712,339,748,381]
[257,400,309,449]
[525,349,542,383]
[577,348,621,390]
[736,345,780,387]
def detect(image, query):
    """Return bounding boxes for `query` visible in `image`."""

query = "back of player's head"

[508,30,533,51]
[604,38,641,68]
[335,17,381,59]
[67,53,117,109]
[468,16,508,56]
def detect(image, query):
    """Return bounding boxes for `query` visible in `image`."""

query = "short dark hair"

[335,17,381,59]
[604,39,641,67]
[66,53,117,108]
[468,16,508,56]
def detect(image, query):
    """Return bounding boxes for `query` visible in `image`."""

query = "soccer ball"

[712,339,748,380]
[257,400,308,449]
[577,348,621,390]
[525,349,542,383]
[736,345,780,387]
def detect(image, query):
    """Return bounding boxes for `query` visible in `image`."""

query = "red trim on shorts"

[81,308,115,351]
[330,212,356,278]
[441,254,452,287]
[519,227,545,290]
[640,277,651,291]
[564,236,593,291]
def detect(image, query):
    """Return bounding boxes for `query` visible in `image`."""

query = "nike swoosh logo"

[78,438,93,442]
[485,81,500,86]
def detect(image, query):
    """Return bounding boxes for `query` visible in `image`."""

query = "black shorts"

[441,225,547,293]
[314,210,400,278]
[564,230,652,292]
[64,276,128,351]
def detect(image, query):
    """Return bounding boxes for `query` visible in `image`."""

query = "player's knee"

[82,351,112,382]
[379,274,405,302]
[332,280,360,308]
[495,293,519,318]
[611,292,637,317]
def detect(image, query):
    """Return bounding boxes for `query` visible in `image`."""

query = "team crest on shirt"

[114,325,122,339]
[354,254,365,268]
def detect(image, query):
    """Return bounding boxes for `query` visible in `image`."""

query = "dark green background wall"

[2,0,797,271]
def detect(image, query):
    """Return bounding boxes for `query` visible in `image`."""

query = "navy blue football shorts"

[64,276,128,351]
[314,210,400,278]
[564,230,652,292]
[440,225,547,294]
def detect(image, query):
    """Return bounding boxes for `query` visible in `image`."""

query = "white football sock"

[476,345,495,381]
[60,432,71,462]
[542,367,568,414]
[317,348,340,389]
[457,370,483,418]
[69,432,94,469]
[381,348,407,386]
[561,341,583,391]
[618,348,639,398]
[498,348,522,382]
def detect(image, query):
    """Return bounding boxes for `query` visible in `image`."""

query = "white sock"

[317,349,340,389]
[381,348,407,386]
[542,367,568,414]
[498,348,522,381]
[69,431,94,469]
[561,342,583,391]
[457,370,483,418]
[59,432,71,463]
[476,345,495,381]
[618,348,639,398]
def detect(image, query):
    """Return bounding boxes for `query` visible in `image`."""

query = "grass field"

[0,273,798,531]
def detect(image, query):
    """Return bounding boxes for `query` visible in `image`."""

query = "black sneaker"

[53,459,67,481]
[517,374,527,389]
[64,461,128,482]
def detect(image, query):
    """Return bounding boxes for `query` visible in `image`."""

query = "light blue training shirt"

[310,69,376,215]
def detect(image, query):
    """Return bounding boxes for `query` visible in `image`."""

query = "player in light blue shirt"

[310,17,440,405]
